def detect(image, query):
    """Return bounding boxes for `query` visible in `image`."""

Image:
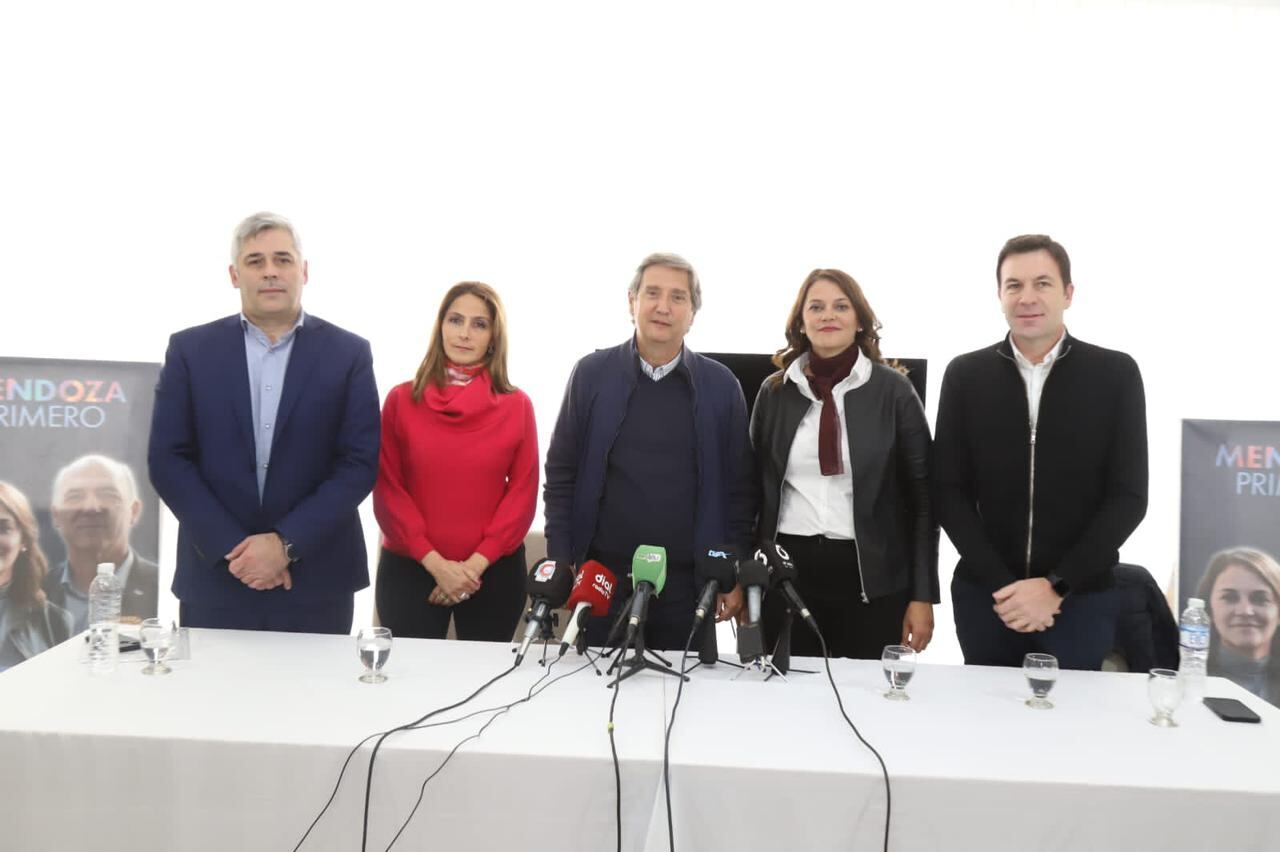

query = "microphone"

[623,545,667,647]
[557,560,617,657]
[693,546,737,664]
[515,559,574,665]
[757,542,819,636]
[735,552,771,662]
[692,546,736,628]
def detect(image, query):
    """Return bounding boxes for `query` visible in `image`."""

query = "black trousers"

[952,574,1120,671]
[179,596,354,635]
[762,534,909,661]
[375,545,527,642]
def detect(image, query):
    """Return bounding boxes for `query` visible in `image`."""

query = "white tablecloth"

[0,629,1276,852]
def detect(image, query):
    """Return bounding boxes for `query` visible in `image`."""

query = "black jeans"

[375,545,527,642]
[951,573,1121,670]
[763,534,909,660]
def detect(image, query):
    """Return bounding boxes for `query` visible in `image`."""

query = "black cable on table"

[293,730,384,851]
[661,620,699,851]
[817,632,891,852]
[608,673,623,852]
[359,661,523,851]
[289,658,521,852]
[383,653,600,850]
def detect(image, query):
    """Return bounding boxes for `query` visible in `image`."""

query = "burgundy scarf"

[805,345,859,476]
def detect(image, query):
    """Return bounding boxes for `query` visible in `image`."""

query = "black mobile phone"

[1203,697,1263,724]
[82,635,142,653]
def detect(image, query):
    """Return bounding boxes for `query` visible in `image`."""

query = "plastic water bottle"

[87,562,122,674]
[1178,597,1210,701]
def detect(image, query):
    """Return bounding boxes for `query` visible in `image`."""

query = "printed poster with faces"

[0,357,160,670]
[1180,419,1280,706]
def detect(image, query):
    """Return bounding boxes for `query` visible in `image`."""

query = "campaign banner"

[0,357,160,671]
[1180,419,1280,705]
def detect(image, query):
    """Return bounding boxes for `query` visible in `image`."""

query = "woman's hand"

[423,552,483,605]
[901,601,934,652]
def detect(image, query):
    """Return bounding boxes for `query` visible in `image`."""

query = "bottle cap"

[96,562,115,577]
[1188,597,1204,608]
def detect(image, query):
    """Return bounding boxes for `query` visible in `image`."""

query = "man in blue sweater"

[544,253,754,650]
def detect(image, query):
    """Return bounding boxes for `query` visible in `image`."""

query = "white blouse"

[776,351,873,540]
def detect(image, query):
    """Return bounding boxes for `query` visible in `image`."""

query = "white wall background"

[3,0,1277,663]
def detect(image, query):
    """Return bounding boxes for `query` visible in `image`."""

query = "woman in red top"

[373,282,538,641]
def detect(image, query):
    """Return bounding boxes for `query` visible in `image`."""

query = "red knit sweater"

[373,371,538,565]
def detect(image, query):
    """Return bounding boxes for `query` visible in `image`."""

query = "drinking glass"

[1148,668,1183,727]
[357,627,392,684]
[881,644,916,701]
[139,618,175,676]
[1023,653,1058,709]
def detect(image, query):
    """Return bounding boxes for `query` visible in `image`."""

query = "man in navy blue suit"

[148,212,380,633]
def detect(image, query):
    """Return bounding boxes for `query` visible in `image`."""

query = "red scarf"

[445,361,484,387]
[805,345,859,476]
[422,364,497,423]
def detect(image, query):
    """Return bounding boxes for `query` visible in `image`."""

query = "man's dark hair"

[996,234,1071,288]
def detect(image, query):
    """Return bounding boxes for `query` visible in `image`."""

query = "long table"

[0,629,1277,851]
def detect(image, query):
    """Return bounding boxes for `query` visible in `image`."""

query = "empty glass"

[1148,668,1183,727]
[1023,653,1058,709]
[357,627,392,684]
[881,644,916,701]
[139,618,175,676]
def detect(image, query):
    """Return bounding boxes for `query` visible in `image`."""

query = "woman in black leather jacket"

[751,269,938,659]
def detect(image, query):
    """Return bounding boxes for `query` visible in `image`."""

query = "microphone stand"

[766,605,818,678]
[684,617,748,674]
[538,629,553,666]
[568,615,606,676]
[733,615,788,682]
[769,610,794,677]
[696,614,719,666]
[606,593,688,688]
[732,649,787,681]
[513,606,559,664]
[601,589,636,659]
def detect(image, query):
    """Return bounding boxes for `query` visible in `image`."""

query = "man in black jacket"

[934,234,1148,670]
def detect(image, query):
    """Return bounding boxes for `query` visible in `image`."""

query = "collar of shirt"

[59,550,135,601]
[240,310,306,349]
[783,350,873,401]
[1009,328,1066,371]
[634,342,683,382]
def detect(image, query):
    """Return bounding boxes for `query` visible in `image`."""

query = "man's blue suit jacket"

[148,314,380,609]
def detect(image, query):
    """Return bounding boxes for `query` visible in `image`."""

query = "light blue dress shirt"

[242,312,305,499]
[638,347,682,381]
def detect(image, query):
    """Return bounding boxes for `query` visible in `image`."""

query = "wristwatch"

[277,532,299,563]
[1046,572,1070,599]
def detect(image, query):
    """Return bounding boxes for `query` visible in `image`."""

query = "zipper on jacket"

[851,536,870,603]
[839,393,870,602]
[1024,423,1036,578]
[999,338,1070,581]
